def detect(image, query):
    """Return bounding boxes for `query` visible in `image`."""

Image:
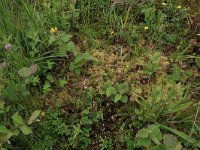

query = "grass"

[0,0,200,149]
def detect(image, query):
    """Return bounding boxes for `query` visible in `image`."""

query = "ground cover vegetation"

[0,0,200,149]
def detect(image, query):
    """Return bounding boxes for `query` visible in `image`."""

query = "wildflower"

[50,27,58,33]
[144,26,149,30]
[110,31,115,35]
[41,111,45,117]
[162,2,167,6]
[197,33,200,36]
[4,43,11,50]
[177,5,182,9]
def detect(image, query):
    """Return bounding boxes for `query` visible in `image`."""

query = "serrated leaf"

[11,113,24,126]
[106,86,116,97]
[28,110,41,125]
[56,44,68,57]
[18,67,29,77]
[0,125,10,133]
[20,125,32,135]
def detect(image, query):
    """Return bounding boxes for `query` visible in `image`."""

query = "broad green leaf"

[55,41,76,57]
[28,110,41,125]
[20,125,32,135]
[61,34,72,42]
[163,134,182,150]
[18,67,29,77]
[147,125,162,145]
[121,95,128,103]
[5,87,17,101]
[136,128,149,138]
[0,125,10,133]
[106,86,116,97]
[11,113,24,126]
[117,82,129,94]
[66,41,75,52]
[114,94,122,103]
[136,138,151,147]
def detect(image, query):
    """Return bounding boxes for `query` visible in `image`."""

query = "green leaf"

[5,87,18,101]
[58,79,67,88]
[0,100,4,110]
[151,145,166,150]
[18,67,29,77]
[28,110,41,125]
[147,125,162,145]
[61,34,72,42]
[117,82,129,94]
[74,52,91,64]
[158,124,200,147]
[0,125,10,133]
[56,44,68,57]
[106,86,116,97]
[136,128,149,138]
[66,41,75,52]
[43,81,52,93]
[49,34,56,45]
[114,94,122,103]
[121,95,128,103]
[55,41,76,57]
[163,134,182,150]
[136,138,151,147]
[11,113,24,126]
[20,125,32,135]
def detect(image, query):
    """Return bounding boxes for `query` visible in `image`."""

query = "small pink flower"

[4,43,12,50]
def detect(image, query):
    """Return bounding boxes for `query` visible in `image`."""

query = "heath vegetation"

[0,0,200,149]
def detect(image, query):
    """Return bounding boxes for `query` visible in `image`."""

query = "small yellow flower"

[177,5,182,9]
[110,31,115,35]
[197,33,200,36]
[144,26,149,30]
[162,2,167,6]
[50,27,58,33]
[41,111,45,117]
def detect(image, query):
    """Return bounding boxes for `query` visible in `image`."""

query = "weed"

[0,0,200,149]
